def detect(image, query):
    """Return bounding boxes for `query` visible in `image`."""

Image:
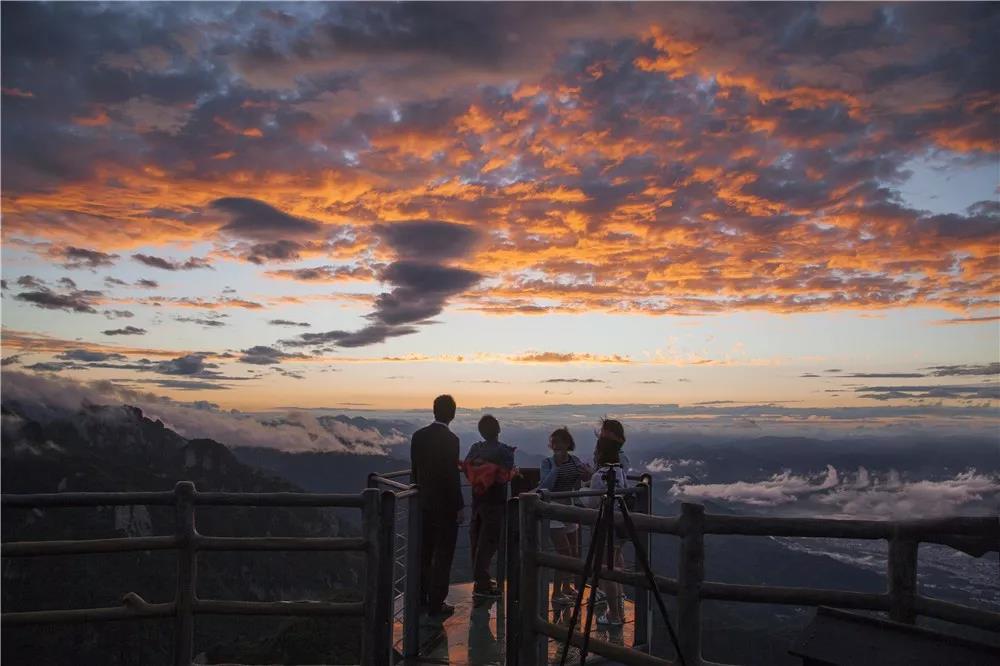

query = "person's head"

[433,394,457,423]
[478,414,501,441]
[594,437,621,466]
[599,419,626,445]
[549,427,575,453]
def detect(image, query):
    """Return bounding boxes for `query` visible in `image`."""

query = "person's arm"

[586,467,605,508]
[450,436,465,512]
[409,432,421,486]
[538,457,558,491]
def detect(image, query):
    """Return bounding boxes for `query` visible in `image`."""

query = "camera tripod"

[557,464,686,666]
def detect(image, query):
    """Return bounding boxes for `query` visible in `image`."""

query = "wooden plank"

[173,481,197,666]
[1,602,175,625]
[518,493,543,666]
[678,502,704,666]
[195,536,366,552]
[888,535,918,623]
[535,501,680,535]
[2,535,178,557]
[916,595,1000,632]
[700,582,887,610]
[194,599,364,616]
[192,491,364,507]
[1,491,175,507]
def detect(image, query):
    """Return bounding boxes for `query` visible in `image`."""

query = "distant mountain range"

[1,401,366,665]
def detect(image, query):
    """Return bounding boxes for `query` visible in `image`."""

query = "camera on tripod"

[557,461,687,666]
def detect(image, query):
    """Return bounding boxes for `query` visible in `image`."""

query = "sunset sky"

[2,2,997,423]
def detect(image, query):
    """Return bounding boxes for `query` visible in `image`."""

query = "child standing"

[464,414,517,597]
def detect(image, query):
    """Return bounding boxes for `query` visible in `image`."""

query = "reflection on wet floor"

[405,581,636,665]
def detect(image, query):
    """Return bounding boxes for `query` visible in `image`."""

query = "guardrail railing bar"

[522,492,1000,666]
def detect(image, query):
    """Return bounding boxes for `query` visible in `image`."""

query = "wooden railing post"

[889,531,918,624]
[360,487,382,665]
[633,474,653,652]
[504,496,521,665]
[403,486,422,660]
[518,493,544,666]
[678,502,704,666]
[173,481,196,666]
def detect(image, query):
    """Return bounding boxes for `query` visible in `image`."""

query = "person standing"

[463,414,517,597]
[538,427,592,604]
[411,394,465,618]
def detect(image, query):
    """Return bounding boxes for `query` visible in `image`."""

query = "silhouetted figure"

[586,419,630,626]
[411,394,465,618]
[538,427,592,604]
[463,414,517,597]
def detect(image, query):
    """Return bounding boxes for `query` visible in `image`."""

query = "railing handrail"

[531,498,999,542]
[1,482,395,666]
[518,493,1000,666]
[1,489,367,508]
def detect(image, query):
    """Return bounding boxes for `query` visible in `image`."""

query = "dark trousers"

[420,508,458,609]
[469,501,504,588]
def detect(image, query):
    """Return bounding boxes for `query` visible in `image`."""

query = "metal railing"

[367,471,422,662]
[1,482,397,666]
[516,493,1000,666]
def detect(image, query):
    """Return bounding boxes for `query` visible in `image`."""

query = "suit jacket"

[410,422,464,512]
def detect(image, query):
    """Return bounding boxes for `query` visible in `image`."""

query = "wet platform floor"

[400,582,636,665]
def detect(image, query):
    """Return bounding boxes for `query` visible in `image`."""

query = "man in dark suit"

[410,394,465,617]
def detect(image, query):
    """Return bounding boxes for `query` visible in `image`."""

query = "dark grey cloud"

[132,253,213,271]
[211,197,321,241]
[542,378,605,384]
[282,259,481,348]
[283,324,420,349]
[104,276,128,287]
[374,220,481,261]
[16,275,46,289]
[56,277,77,289]
[102,309,134,319]
[56,349,127,363]
[2,354,24,366]
[266,264,373,282]
[924,363,1000,377]
[175,315,227,327]
[268,319,311,328]
[58,246,119,269]
[136,279,159,289]
[856,383,1000,401]
[25,361,81,373]
[154,354,216,376]
[14,284,102,313]
[142,379,231,391]
[102,326,147,336]
[244,239,303,264]
[237,345,307,365]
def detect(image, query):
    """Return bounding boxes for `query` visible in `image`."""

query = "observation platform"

[402,581,636,665]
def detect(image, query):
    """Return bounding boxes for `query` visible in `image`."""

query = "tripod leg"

[616,497,688,666]
[558,499,606,666]
[577,497,609,666]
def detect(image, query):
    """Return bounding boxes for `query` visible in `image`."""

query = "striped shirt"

[551,456,584,492]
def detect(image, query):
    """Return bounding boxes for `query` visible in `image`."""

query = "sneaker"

[596,612,623,626]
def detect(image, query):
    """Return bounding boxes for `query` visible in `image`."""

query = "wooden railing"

[1,482,398,666]
[516,493,1000,666]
